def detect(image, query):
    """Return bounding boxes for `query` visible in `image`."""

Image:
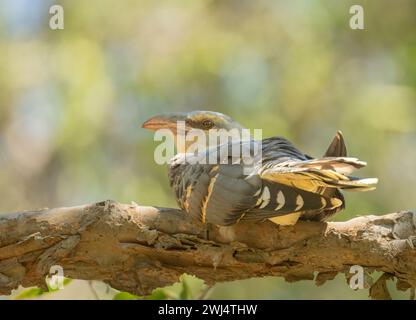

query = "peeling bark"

[0,200,415,298]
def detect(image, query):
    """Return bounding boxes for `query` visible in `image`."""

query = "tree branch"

[0,200,415,297]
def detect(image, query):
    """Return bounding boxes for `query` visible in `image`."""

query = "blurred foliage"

[113,274,207,300]
[12,288,44,300]
[0,0,415,299]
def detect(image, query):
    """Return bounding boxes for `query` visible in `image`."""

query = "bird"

[142,110,378,226]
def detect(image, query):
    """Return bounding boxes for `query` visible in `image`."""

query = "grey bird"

[142,110,378,226]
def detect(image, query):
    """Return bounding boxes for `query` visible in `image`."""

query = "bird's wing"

[260,136,310,163]
[168,139,331,225]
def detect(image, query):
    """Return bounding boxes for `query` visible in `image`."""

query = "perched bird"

[142,111,377,226]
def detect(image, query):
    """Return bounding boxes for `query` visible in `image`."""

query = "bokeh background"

[0,0,415,299]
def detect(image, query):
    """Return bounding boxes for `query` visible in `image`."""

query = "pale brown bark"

[0,200,415,298]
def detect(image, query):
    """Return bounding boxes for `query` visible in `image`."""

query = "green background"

[0,0,415,299]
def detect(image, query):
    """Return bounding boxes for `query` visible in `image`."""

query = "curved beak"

[142,115,174,131]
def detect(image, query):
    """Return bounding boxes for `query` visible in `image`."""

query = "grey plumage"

[168,135,376,225]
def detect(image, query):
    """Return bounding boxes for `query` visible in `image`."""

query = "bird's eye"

[202,119,214,129]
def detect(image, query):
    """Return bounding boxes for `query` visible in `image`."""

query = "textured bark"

[0,200,415,297]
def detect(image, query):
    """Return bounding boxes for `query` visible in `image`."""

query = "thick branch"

[0,200,415,296]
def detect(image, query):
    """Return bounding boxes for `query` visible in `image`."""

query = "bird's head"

[142,110,243,133]
[142,110,245,153]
